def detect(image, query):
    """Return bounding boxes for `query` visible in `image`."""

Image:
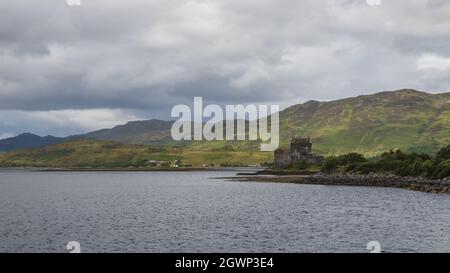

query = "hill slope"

[77,119,174,144]
[279,89,450,156]
[91,89,450,157]
[0,139,269,167]
[77,89,450,156]
[1,89,450,162]
[0,120,174,152]
[0,133,65,152]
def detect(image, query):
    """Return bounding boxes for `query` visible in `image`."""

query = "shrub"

[320,146,450,178]
[436,145,450,161]
[321,153,366,172]
[431,160,450,179]
[338,152,367,165]
[293,160,310,170]
[321,156,339,173]
[410,157,424,176]
[421,160,434,177]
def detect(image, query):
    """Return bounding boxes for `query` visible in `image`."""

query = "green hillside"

[280,89,450,156]
[0,139,271,168]
[1,89,449,167]
[77,119,174,144]
[164,89,450,157]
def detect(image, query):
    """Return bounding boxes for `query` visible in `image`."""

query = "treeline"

[322,145,450,179]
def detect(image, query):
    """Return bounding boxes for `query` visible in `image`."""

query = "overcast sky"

[1,0,450,138]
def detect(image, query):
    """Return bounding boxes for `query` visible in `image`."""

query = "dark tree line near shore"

[321,145,450,179]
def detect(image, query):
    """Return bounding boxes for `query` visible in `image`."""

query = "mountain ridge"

[0,133,65,152]
[1,89,449,157]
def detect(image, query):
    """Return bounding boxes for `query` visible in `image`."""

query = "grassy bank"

[0,139,272,168]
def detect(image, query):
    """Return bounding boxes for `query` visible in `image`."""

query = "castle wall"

[274,149,291,168]
[274,137,324,168]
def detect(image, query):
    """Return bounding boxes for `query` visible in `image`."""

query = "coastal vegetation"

[321,145,450,179]
[232,145,450,194]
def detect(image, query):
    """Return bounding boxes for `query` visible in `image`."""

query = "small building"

[170,160,181,168]
[146,160,167,167]
[274,137,324,169]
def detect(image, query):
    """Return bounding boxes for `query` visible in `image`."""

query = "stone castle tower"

[274,137,324,169]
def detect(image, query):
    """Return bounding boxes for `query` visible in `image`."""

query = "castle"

[274,137,324,168]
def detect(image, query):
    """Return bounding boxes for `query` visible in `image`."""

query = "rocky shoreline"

[301,174,450,194]
[226,173,450,194]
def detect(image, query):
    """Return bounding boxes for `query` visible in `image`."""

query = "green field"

[0,139,272,168]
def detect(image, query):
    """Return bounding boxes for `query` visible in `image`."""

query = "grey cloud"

[0,0,450,136]
[427,0,450,8]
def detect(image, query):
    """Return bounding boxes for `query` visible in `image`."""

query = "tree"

[410,157,424,176]
[432,160,450,179]
[436,145,450,161]
[339,152,367,165]
[321,156,339,173]
[421,160,434,177]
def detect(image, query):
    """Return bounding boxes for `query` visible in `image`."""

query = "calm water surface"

[0,170,449,253]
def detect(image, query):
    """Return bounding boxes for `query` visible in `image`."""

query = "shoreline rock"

[226,173,450,194]
[302,173,450,194]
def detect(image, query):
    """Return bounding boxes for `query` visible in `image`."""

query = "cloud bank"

[0,0,449,137]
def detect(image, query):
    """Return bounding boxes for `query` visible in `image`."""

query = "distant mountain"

[0,120,174,152]
[2,89,450,158]
[75,119,174,144]
[88,89,450,156]
[0,133,65,152]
